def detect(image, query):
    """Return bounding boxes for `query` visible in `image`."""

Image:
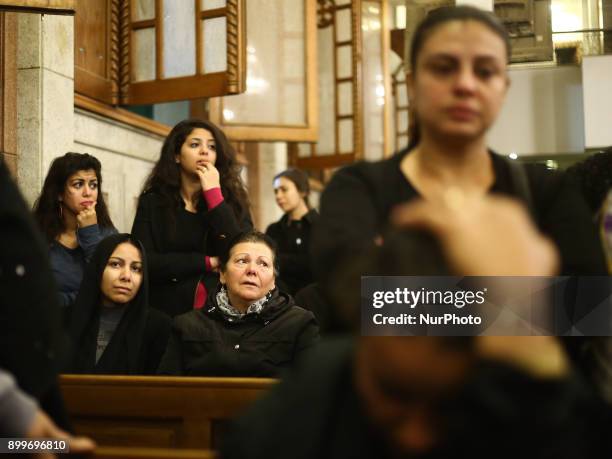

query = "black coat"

[312,149,607,290]
[265,209,319,295]
[158,287,319,377]
[131,190,252,317]
[67,234,171,375]
[0,160,70,429]
[222,339,612,459]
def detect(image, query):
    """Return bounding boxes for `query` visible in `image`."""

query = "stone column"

[16,13,74,205]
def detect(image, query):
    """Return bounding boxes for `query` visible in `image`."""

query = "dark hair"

[565,148,612,218]
[141,118,250,221]
[33,152,114,243]
[220,230,279,276]
[407,6,512,151]
[274,168,311,208]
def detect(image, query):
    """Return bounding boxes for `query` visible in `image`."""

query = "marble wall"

[17,13,74,205]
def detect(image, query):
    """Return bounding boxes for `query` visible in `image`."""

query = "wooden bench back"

[60,375,276,450]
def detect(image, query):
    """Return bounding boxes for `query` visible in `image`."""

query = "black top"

[67,233,171,375]
[0,161,63,399]
[222,339,612,459]
[312,149,607,291]
[131,190,252,317]
[157,287,319,377]
[265,209,319,295]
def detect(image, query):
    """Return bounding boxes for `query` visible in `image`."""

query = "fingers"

[66,436,97,453]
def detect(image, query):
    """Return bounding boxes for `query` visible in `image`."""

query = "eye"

[72,181,83,189]
[257,260,270,268]
[208,143,216,151]
[190,143,199,148]
[429,62,454,75]
[131,265,143,273]
[236,258,248,265]
[476,66,497,79]
[109,260,121,268]
[90,182,98,190]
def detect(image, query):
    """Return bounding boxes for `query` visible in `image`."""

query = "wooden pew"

[60,375,276,450]
[91,446,216,459]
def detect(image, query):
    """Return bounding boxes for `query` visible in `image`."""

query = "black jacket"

[158,287,319,377]
[67,234,171,375]
[131,190,252,317]
[265,209,319,295]
[223,339,612,459]
[0,160,70,429]
[312,149,607,291]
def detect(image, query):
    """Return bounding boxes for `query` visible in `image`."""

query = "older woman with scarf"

[66,233,171,375]
[158,230,319,377]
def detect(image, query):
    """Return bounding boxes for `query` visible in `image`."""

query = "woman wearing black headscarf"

[66,233,171,374]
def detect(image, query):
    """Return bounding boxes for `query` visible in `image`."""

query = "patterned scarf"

[216,284,273,319]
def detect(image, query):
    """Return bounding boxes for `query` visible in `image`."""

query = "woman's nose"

[454,67,477,94]
[119,267,132,281]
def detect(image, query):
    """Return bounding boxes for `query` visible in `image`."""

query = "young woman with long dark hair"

[132,119,252,317]
[33,153,116,308]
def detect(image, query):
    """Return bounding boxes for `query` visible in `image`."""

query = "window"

[207,0,318,142]
[74,0,247,107]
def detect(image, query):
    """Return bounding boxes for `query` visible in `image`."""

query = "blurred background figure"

[158,230,319,377]
[266,168,319,296]
[223,191,611,459]
[1,158,95,455]
[66,234,170,375]
[32,152,116,310]
[313,5,606,318]
[132,119,252,318]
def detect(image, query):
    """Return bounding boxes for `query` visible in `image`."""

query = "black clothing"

[312,149,607,292]
[67,234,171,375]
[294,283,345,334]
[265,209,319,295]
[157,287,319,377]
[0,160,70,429]
[131,190,252,317]
[223,339,612,459]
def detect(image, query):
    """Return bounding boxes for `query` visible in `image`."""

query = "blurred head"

[406,6,511,149]
[100,241,144,307]
[565,148,612,218]
[33,152,113,242]
[356,337,476,456]
[220,231,278,311]
[273,168,310,213]
[142,118,249,219]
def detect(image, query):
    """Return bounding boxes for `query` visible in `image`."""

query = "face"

[355,337,474,456]
[100,242,144,306]
[220,241,275,308]
[273,176,305,213]
[407,20,509,143]
[60,169,98,215]
[175,128,217,176]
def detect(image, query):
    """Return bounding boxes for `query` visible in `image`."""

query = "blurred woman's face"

[407,20,509,144]
[100,242,143,306]
[60,169,98,216]
[273,177,305,214]
[175,128,217,177]
[220,241,275,309]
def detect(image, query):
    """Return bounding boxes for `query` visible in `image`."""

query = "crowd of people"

[1,5,612,458]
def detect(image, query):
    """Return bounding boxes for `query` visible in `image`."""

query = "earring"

[58,203,63,219]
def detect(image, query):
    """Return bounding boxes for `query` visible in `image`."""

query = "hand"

[209,256,220,272]
[76,203,97,228]
[26,409,96,458]
[196,163,221,191]
[476,336,569,379]
[390,193,559,276]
